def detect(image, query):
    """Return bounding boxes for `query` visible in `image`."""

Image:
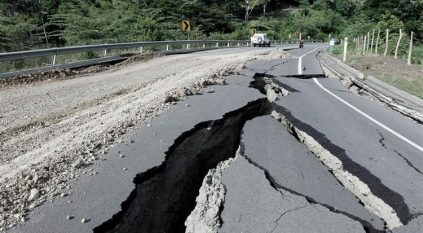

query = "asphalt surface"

[8,44,423,233]
[240,116,385,231]
[272,77,423,219]
[220,154,366,233]
[319,53,423,122]
[9,81,263,233]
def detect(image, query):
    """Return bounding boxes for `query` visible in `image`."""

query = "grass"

[376,74,423,99]
[345,53,423,99]
[329,42,423,99]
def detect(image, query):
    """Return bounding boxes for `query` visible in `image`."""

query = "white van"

[251,33,271,47]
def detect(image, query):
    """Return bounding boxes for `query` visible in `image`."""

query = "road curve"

[5,44,423,233]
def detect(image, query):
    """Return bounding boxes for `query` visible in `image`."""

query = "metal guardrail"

[0,40,247,63]
[0,39,309,62]
[0,39,322,78]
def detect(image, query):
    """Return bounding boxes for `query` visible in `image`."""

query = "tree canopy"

[0,0,421,52]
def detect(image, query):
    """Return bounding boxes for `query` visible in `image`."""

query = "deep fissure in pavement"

[271,103,411,225]
[95,72,411,233]
[249,74,408,230]
[249,73,300,94]
[94,98,271,233]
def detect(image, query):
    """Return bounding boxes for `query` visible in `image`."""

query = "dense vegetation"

[0,0,422,52]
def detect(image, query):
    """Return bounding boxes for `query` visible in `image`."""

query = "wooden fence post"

[407,31,414,65]
[370,29,375,53]
[384,29,389,57]
[343,37,348,62]
[366,32,370,52]
[356,36,359,52]
[363,35,367,54]
[375,28,380,55]
[394,29,402,59]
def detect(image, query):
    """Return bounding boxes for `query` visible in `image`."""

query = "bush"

[412,44,423,65]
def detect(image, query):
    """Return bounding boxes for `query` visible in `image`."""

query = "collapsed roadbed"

[93,72,414,233]
[94,98,270,233]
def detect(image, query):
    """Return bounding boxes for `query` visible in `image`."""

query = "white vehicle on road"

[251,33,271,47]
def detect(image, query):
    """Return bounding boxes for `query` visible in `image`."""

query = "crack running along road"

[313,78,423,153]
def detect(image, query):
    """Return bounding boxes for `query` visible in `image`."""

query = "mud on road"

[0,47,288,230]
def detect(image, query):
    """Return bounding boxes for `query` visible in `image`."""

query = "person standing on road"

[299,39,304,48]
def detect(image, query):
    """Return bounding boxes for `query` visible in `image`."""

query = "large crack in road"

[241,150,384,233]
[270,103,410,227]
[248,75,412,231]
[93,98,272,233]
[93,71,412,233]
[250,74,409,230]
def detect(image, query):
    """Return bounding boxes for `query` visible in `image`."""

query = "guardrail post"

[51,54,57,66]
[216,42,219,48]
[103,49,107,57]
[139,46,143,54]
[227,43,230,47]
[237,42,240,47]
[246,42,249,47]
[203,43,206,48]
[166,45,169,51]
[186,43,190,50]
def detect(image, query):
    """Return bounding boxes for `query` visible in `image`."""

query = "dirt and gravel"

[0,47,288,231]
[0,54,158,88]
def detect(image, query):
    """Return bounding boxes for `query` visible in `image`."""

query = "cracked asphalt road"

[220,155,366,233]
[7,44,423,233]
[240,116,385,231]
[272,75,423,223]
